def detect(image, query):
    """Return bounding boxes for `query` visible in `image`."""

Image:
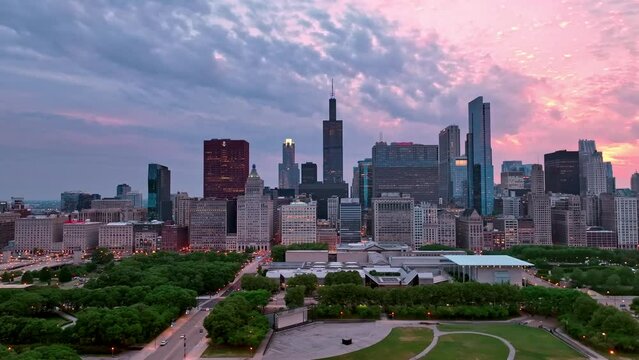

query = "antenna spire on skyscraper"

[331,78,334,98]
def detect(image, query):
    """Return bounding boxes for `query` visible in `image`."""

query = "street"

[137,253,266,360]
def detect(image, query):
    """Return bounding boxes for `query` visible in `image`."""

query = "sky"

[0,0,637,200]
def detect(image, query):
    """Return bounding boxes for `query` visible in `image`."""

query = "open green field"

[201,343,253,358]
[437,324,584,360]
[322,327,433,360]
[424,333,508,360]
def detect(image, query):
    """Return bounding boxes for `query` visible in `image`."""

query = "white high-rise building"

[579,140,607,196]
[281,201,317,245]
[373,193,414,246]
[502,196,521,218]
[413,202,438,248]
[437,210,457,247]
[527,164,552,245]
[15,215,65,253]
[600,193,638,250]
[173,192,197,226]
[237,165,273,251]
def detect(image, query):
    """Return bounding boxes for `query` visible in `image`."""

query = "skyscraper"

[278,139,300,191]
[372,142,439,204]
[530,164,545,195]
[339,198,361,243]
[237,165,273,251]
[527,164,552,245]
[301,162,318,184]
[631,172,639,193]
[578,139,607,196]
[356,159,374,210]
[323,81,343,184]
[544,150,580,195]
[281,201,317,245]
[605,162,615,193]
[439,125,460,205]
[600,193,638,250]
[203,139,249,200]
[189,198,227,251]
[466,96,494,215]
[551,195,586,247]
[116,184,131,198]
[372,193,414,246]
[451,157,468,208]
[147,163,171,221]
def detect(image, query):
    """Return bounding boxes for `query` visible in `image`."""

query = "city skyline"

[0,1,637,199]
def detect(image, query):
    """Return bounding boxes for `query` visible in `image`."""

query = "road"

[138,254,266,360]
[521,270,558,288]
[143,298,219,360]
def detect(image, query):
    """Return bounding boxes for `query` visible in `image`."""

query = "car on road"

[160,340,168,346]
[200,328,204,334]
[205,307,210,311]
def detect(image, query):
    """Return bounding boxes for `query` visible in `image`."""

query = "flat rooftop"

[443,255,533,267]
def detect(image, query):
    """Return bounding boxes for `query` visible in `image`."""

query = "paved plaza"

[263,322,397,360]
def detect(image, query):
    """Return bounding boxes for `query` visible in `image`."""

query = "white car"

[160,340,168,346]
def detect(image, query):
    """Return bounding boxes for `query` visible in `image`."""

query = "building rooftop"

[442,255,533,267]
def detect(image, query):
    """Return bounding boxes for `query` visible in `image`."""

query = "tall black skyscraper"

[148,163,172,221]
[466,96,494,215]
[301,162,318,184]
[323,80,343,184]
[544,150,580,195]
[439,125,461,205]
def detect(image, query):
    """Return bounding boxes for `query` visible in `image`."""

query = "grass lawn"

[322,327,433,360]
[424,333,509,360]
[201,343,253,358]
[437,323,584,360]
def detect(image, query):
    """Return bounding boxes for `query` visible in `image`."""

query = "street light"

[111,346,115,357]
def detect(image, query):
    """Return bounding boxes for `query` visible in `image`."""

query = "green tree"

[285,286,305,308]
[229,290,270,310]
[1,271,12,283]
[630,297,639,312]
[21,271,34,284]
[14,344,80,360]
[58,266,73,283]
[91,247,114,265]
[204,295,269,347]
[286,274,317,296]
[324,271,362,286]
[605,274,621,287]
[240,274,278,293]
[38,268,52,284]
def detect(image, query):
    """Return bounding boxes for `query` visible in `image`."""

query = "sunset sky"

[0,0,637,199]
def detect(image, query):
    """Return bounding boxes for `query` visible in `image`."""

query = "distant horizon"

[1,1,636,199]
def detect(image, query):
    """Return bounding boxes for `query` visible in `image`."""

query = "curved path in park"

[410,327,516,360]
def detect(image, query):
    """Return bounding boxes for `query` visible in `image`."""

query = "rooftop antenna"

[331,78,334,98]
[379,132,383,142]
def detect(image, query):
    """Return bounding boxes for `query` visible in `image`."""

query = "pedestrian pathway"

[409,327,516,360]
[53,309,77,329]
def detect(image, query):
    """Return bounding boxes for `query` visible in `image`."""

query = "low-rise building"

[0,212,20,249]
[586,226,617,249]
[15,215,65,253]
[62,220,101,252]
[161,224,189,252]
[98,222,134,255]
